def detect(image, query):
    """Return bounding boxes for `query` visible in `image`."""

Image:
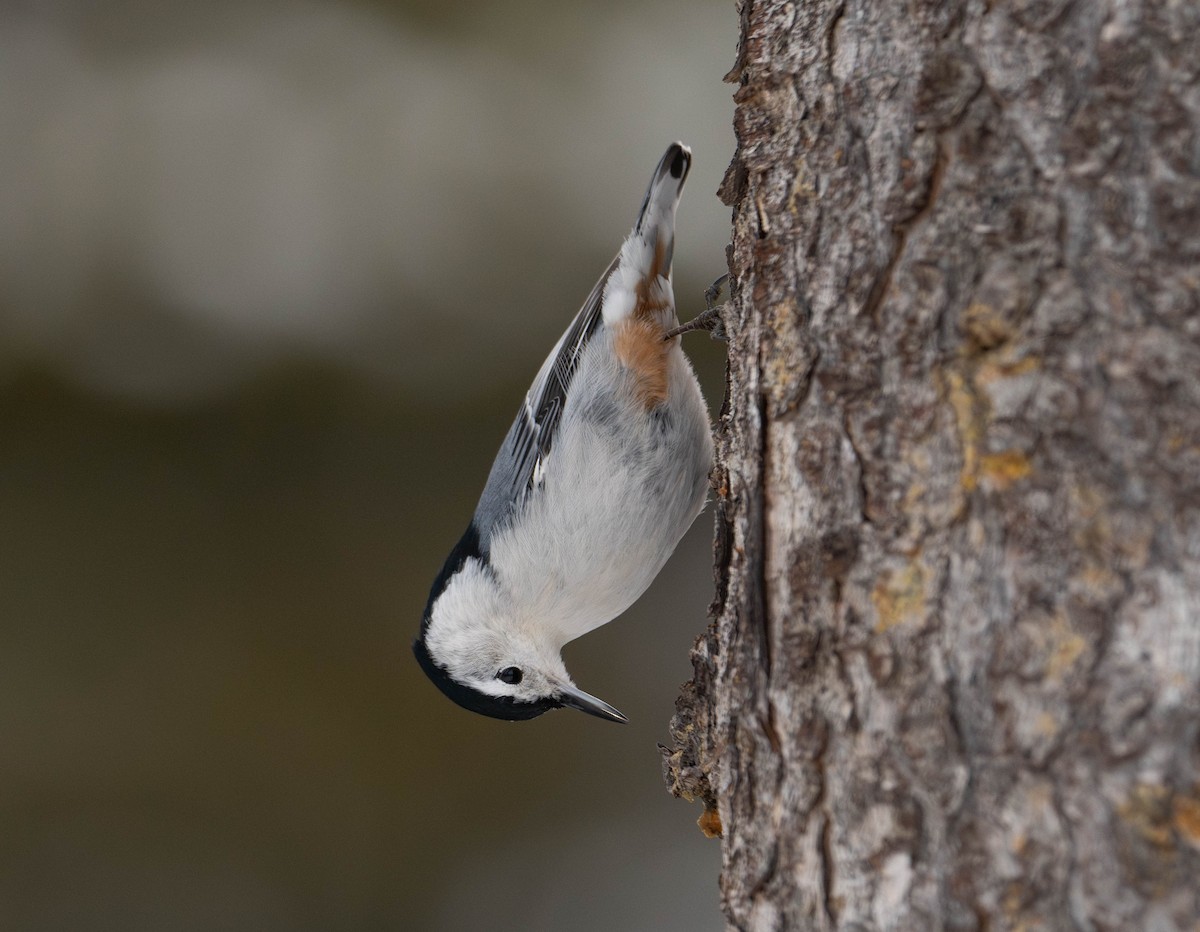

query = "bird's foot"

[664,274,730,342]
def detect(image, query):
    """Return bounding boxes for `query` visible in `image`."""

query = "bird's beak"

[558,684,629,724]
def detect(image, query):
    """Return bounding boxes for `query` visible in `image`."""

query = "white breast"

[487,327,712,647]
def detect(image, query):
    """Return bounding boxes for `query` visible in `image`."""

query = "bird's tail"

[603,142,691,325]
[634,142,691,272]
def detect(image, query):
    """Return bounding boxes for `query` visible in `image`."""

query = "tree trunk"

[662,0,1200,928]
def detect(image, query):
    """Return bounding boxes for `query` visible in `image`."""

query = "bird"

[413,142,713,723]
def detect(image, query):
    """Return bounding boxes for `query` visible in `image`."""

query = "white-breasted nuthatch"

[413,143,713,723]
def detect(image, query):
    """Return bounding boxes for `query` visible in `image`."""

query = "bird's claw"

[704,273,729,310]
[664,273,730,342]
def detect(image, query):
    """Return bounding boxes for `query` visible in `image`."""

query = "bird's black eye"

[496,667,523,685]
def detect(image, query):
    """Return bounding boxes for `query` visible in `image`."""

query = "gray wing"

[471,256,619,553]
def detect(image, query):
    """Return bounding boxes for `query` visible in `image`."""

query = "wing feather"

[471,255,619,552]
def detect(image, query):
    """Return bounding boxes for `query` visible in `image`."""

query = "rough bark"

[662,0,1200,929]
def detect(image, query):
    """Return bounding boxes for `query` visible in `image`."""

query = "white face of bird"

[431,619,565,703]
[418,562,627,723]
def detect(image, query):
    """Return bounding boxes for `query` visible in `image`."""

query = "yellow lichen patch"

[1071,488,1152,570]
[1068,473,1152,573]
[763,301,807,413]
[872,562,927,633]
[976,353,1041,386]
[944,369,982,491]
[961,301,1014,350]
[697,807,723,839]
[979,449,1033,491]
[1034,711,1059,739]
[1173,790,1200,848]
[787,164,815,211]
[1043,613,1087,682]
[1001,883,1026,920]
[1076,563,1122,598]
[1070,484,1115,558]
[902,479,928,512]
[1119,783,1175,848]
[1163,427,1200,457]
[765,301,800,367]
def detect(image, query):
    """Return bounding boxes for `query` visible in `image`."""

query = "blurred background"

[0,0,735,928]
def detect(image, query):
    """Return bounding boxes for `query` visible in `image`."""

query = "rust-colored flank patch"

[634,239,672,320]
[614,316,671,408]
[648,236,667,283]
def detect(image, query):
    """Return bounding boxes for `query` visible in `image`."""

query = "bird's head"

[414,546,627,723]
